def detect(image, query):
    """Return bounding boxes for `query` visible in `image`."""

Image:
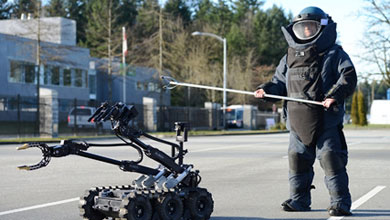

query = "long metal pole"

[122,27,126,104]
[222,38,227,129]
[164,79,323,106]
[36,0,41,136]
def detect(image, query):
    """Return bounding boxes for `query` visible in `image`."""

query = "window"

[148,82,155,91]
[51,66,60,85]
[155,83,161,92]
[83,70,88,88]
[74,69,83,87]
[24,63,36,84]
[9,60,90,89]
[89,74,96,94]
[70,108,93,116]
[44,65,60,86]
[44,66,51,85]
[63,68,71,86]
[9,61,23,83]
[136,82,144,91]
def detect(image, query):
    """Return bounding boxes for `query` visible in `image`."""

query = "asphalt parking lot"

[0,129,389,220]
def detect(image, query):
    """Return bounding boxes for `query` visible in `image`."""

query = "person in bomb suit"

[254,6,357,216]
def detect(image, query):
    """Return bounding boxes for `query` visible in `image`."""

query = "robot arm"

[17,140,159,175]
[18,103,188,179]
[90,102,186,174]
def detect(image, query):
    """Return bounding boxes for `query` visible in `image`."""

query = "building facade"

[92,58,170,106]
[0,17,170,125]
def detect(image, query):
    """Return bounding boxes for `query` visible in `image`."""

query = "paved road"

[0,129,389,220]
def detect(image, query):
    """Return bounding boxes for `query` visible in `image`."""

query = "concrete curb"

[0,130,289,145]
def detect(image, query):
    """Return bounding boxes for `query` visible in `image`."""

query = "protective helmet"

[292,6,329,41]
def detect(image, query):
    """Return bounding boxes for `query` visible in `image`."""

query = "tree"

[357,90,368,125]
[360,0,390,85]
[192,0,233,35]
[163,0,191,26]
[132,0,160,41]
[125,0,291,107]
[65,0,89,45]
[253,5,290,65]
[45,0,67,17]
[228,0,263,57]
[228,50,257,104]
[85,0,123,102]
[192,0,217,25]
[116,0,138,28]
[10,0,38,18]
[351,91,359,125]
[231,0,263,23]
[351,90,368,126]
[0,0,13,19]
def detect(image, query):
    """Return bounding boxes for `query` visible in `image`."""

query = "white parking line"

[327,185,386,220]
[0,197,79,216]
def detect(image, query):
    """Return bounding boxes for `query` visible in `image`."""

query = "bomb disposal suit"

[256,7,357,216]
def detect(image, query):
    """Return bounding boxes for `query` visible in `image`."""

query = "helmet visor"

[292,20,321,40]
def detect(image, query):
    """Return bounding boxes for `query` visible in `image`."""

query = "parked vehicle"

[68,106,110,129]
[226,105,244,128]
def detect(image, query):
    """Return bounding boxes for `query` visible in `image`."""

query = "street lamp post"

[191,31,227,129]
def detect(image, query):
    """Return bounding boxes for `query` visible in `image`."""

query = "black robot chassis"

[17,102,214,220]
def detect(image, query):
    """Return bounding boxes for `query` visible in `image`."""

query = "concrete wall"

[39,88,58,137]
[0,17,76,46]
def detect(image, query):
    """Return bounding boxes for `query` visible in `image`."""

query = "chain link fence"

[0,95,280,137]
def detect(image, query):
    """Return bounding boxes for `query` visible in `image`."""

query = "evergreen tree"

[254,5,290,65]
[193,0,232,35]
[85,0,123,57]
[45,0,66,17]
[231,0,263,23]
[351,91,359,125]
[193,0,217,24]
[117,0,139,27]
[66,0,89,45]
[0,0,13,19]
[133,0,160,41]
[227,23,247,57]
[10,0,38,18]
[85,0,123,102]
[357,90,368,126]
[163,0,191,26]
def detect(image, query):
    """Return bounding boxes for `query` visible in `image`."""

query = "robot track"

[79,185,214,220]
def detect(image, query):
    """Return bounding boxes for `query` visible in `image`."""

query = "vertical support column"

[39,88,58,138]
[143,97,157,132]
[204,102,221,130]
[243,105,257,130]
[17,94,21,137]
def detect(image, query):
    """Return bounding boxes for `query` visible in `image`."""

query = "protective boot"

[281,199,311,212]
[328,205,352,216]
